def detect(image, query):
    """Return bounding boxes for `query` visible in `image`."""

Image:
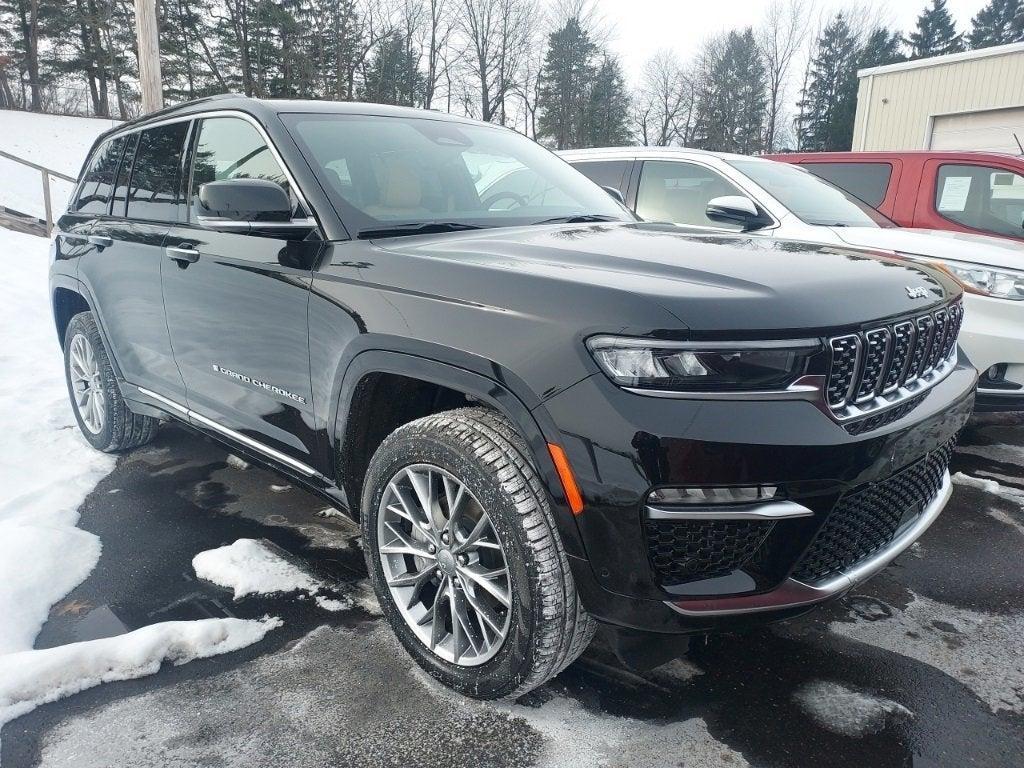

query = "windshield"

[281,113,632,236]
[726,159,896,228]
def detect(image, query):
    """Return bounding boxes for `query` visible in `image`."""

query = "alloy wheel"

[377,464,512,666]
[69,333,106,434]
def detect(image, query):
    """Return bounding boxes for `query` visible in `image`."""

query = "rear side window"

[127,122,190,222]
[72,136,127,214]
[801,162,892,208]
[190,117,297,219]
[935,163,1024,238]
[572,160,631,195]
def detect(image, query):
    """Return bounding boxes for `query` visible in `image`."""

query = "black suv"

[50,95,976,699]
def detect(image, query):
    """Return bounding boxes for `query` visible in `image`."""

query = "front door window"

[935,163,1024,238]
[636,161,746,231]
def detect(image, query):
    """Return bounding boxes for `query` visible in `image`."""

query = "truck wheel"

[361,407,595,699]
[64,312,158,453]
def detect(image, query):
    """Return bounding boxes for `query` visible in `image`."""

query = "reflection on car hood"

[830,226,1024,271]
[375,222,958,333]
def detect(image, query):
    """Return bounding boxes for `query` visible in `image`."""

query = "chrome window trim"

[136,386,324,479]
[665,472,952,616]
[92,110,322,235]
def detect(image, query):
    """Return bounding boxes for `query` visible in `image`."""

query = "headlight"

[920,257,1024,301]
[586,336,821,392]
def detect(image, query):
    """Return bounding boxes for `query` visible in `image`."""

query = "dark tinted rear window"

[572,160,631,195]
[801,162,893,208]
[72,136,127,214]
[126,122,190,222]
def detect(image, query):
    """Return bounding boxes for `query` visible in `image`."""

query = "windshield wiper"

[356,222,486,239]
[531,214,621,225]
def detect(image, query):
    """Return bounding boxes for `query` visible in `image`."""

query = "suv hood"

[375,223,958,334]
[831,226,1024,271]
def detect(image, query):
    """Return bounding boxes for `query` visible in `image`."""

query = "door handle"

[165,246,201,265]
[88,235,113,249]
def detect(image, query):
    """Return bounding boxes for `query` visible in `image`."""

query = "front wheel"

[361,407,595,699]
[64,311,158,452]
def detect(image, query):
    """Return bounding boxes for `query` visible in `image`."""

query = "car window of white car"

[636,160,746,231]
[726,159,896,229]
[935,164,1024,239]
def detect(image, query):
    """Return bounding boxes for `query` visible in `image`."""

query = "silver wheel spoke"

[69,334,105,434]
[378,463,511,667]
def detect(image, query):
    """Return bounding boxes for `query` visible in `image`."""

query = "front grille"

[792,440,954,585]
[826,300,962,417]
[645,518,775,586]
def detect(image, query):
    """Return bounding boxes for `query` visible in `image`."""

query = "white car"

[562,147,1024,412]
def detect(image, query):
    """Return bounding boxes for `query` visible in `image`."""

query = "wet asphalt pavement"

[3,416,1023,767]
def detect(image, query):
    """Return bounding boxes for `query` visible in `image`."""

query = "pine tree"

[859,27,906,69]
[359,30,423,107]
[796,13,859,151]
[968,0,1024,49]
[691,29,767,153]
[584,54,630,147]
[536,16,597,150]
[907,0,964,59]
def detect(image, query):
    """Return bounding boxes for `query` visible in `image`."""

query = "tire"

[361,406,596,699]
[64,311,158,453]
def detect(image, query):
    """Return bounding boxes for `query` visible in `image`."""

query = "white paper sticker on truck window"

[938,176,971,211]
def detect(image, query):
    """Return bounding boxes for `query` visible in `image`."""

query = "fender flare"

[332,348,586,558]
[49,273,126,381]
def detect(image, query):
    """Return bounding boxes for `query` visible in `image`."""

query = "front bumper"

[540,358,976,633]
[960,293,1024,411]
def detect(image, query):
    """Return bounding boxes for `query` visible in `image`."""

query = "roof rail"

[120,92,246,130]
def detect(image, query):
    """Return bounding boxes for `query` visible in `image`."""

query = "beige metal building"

[852,41,1024,152]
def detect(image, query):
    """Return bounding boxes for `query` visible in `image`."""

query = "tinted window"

[802,162,892,208]
[190,117,296,219]
[282,113,629,235]
[110,133,139,217]
[126,122,189,222]
[572,160,631,195]
[727,159,895,228]
[72,136,127,214]
[935,163,1024,238]
[636,161,746,230]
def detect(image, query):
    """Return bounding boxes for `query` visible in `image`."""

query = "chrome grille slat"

[825,300,962,426]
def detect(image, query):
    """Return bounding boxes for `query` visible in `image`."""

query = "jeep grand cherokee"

[50,95,976,699]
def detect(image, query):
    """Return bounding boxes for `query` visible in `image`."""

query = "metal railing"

[0,148,76,236]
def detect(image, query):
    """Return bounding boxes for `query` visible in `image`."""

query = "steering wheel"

[483,191,528,211]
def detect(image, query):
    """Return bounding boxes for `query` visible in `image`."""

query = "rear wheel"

[64,312,158,452]
[361,407,595,699]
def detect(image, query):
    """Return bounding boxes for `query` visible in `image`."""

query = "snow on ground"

[793,680,912,737]
[0,110,117,220]
[0,229,113,656]
[193,539,324,599]
[0,617,280,735]
[0,228,279,756]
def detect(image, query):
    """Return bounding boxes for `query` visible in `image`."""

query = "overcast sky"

[600,0,990,83]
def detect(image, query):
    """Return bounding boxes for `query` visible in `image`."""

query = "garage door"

[929,107,1024,152]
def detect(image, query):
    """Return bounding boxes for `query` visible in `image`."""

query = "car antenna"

[1015,133,1024,156]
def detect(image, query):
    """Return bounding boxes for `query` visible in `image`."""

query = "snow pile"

[193,538,353,612]
[952,471,1024,502]
[0,617,280,732]
[0,229,114,655]
[794,680,912,737]
[0,110,117,220]
[194,539,323,599]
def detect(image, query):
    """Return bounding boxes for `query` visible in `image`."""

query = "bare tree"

[630,49,692,146]
[757,0,807,152]
[458,0,535,123]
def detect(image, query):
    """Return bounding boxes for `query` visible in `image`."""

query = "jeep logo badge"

[906,286,928,299]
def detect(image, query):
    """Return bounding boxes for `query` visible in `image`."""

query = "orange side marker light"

[547,443,584,515]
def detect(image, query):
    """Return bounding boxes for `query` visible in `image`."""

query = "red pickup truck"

[766,151,1024,244]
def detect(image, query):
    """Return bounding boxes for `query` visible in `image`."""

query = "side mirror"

[196,179,307,232]
[602,185,626,205]
[706,195,771,231]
